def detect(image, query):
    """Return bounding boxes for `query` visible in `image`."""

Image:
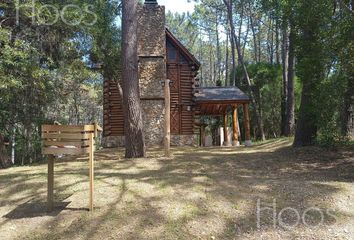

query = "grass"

[0,138,353,240]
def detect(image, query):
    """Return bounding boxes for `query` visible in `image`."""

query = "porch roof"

[194,87,251,115]
[195,87,250,103]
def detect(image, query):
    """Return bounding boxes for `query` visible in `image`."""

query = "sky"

[158,0,196,14]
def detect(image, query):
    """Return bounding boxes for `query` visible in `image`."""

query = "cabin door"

[167,65,181,134]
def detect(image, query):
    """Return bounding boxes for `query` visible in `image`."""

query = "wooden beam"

[196,100,251,105]
[42,147,88,155]
[243,103,252,146]
[217,105,222,114]
[47,157,54,212]
[43,140,89,147]
[42,133,91,140]
[219,105,227,115]
[42,125,95,132]
[232,105,240,146]
[89,133,94,211]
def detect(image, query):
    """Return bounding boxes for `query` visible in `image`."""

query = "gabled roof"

[165,28,201,68]
[194,87,251,103]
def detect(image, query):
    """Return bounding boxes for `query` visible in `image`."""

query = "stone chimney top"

[145,0,158,5]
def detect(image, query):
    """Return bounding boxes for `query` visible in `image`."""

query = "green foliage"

[315,71,351,147]
[0,0,120,165]
[235,63,283,137]
[293,0,353,146]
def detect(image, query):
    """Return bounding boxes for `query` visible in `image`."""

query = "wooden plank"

[108,125,124,129]
[42,125,94,132]
[42,133,90,140]
[42,147,88,155]
[47,157,54,212]
[44,140,89,147]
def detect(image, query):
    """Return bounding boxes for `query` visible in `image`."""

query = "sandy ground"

[0,138,353,240]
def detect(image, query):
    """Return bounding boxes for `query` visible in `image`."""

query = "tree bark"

[275,19,280,65]
[294,84,317,146]
[249,15,258,63]
[215,12,222,86]
[224,0,236,86]
[341,78,354,137]
[0,134,11,168]
[281,23,289,136]
[267,17,274,64]
[284,25,295,136]
[225,29,229,86]
[293,28,319,147]
[122,0,145,158]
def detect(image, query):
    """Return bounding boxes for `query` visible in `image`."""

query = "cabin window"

[168,49,176,60]
[167,41,177,61]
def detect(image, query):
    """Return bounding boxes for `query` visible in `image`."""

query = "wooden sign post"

[41,124,102,212]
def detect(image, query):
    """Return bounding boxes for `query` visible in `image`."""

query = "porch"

[195,87,252,147]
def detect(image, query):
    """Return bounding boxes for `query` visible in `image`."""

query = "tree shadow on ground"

[0,139,353,239]
[3,199,71,219]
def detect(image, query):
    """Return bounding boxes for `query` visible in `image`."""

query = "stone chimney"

[144,0,158,4]
[137,1,166,146]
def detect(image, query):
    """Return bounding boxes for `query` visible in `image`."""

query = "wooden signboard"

[41,124,102,212]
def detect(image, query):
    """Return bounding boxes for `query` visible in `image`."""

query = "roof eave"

[165,28,201,68]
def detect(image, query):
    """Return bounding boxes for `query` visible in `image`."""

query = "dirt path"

[0,139,353,240]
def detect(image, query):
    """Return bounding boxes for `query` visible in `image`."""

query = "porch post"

[232,105,240,146]
[223,111,231,146]
[243,103,252,146]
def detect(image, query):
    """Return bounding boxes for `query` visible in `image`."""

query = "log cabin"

[102,0,252,147]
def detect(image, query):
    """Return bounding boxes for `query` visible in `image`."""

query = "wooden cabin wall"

[166,37,199,135]
[103,80,124,137]
[103,35,200,139]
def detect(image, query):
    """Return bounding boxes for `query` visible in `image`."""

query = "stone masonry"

[102,3,166,148]
[137,3,166,146]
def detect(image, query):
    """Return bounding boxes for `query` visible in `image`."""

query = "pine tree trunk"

[249,15,258,63]
[293,28,319,147]
[341,79,354,137]
[293,85,317,146]
[215,12,222,85]
[122,0,145,158]
[224,0,236,86]
[280,25,289,136]
[0,134,11,168]
[230,26,236,86]
[225,30,229,86]
[284,26,295,136]
[275,19,280,65]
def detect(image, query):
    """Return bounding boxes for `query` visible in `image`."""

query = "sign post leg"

[47,157,54,211]
[89,133,94,211]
